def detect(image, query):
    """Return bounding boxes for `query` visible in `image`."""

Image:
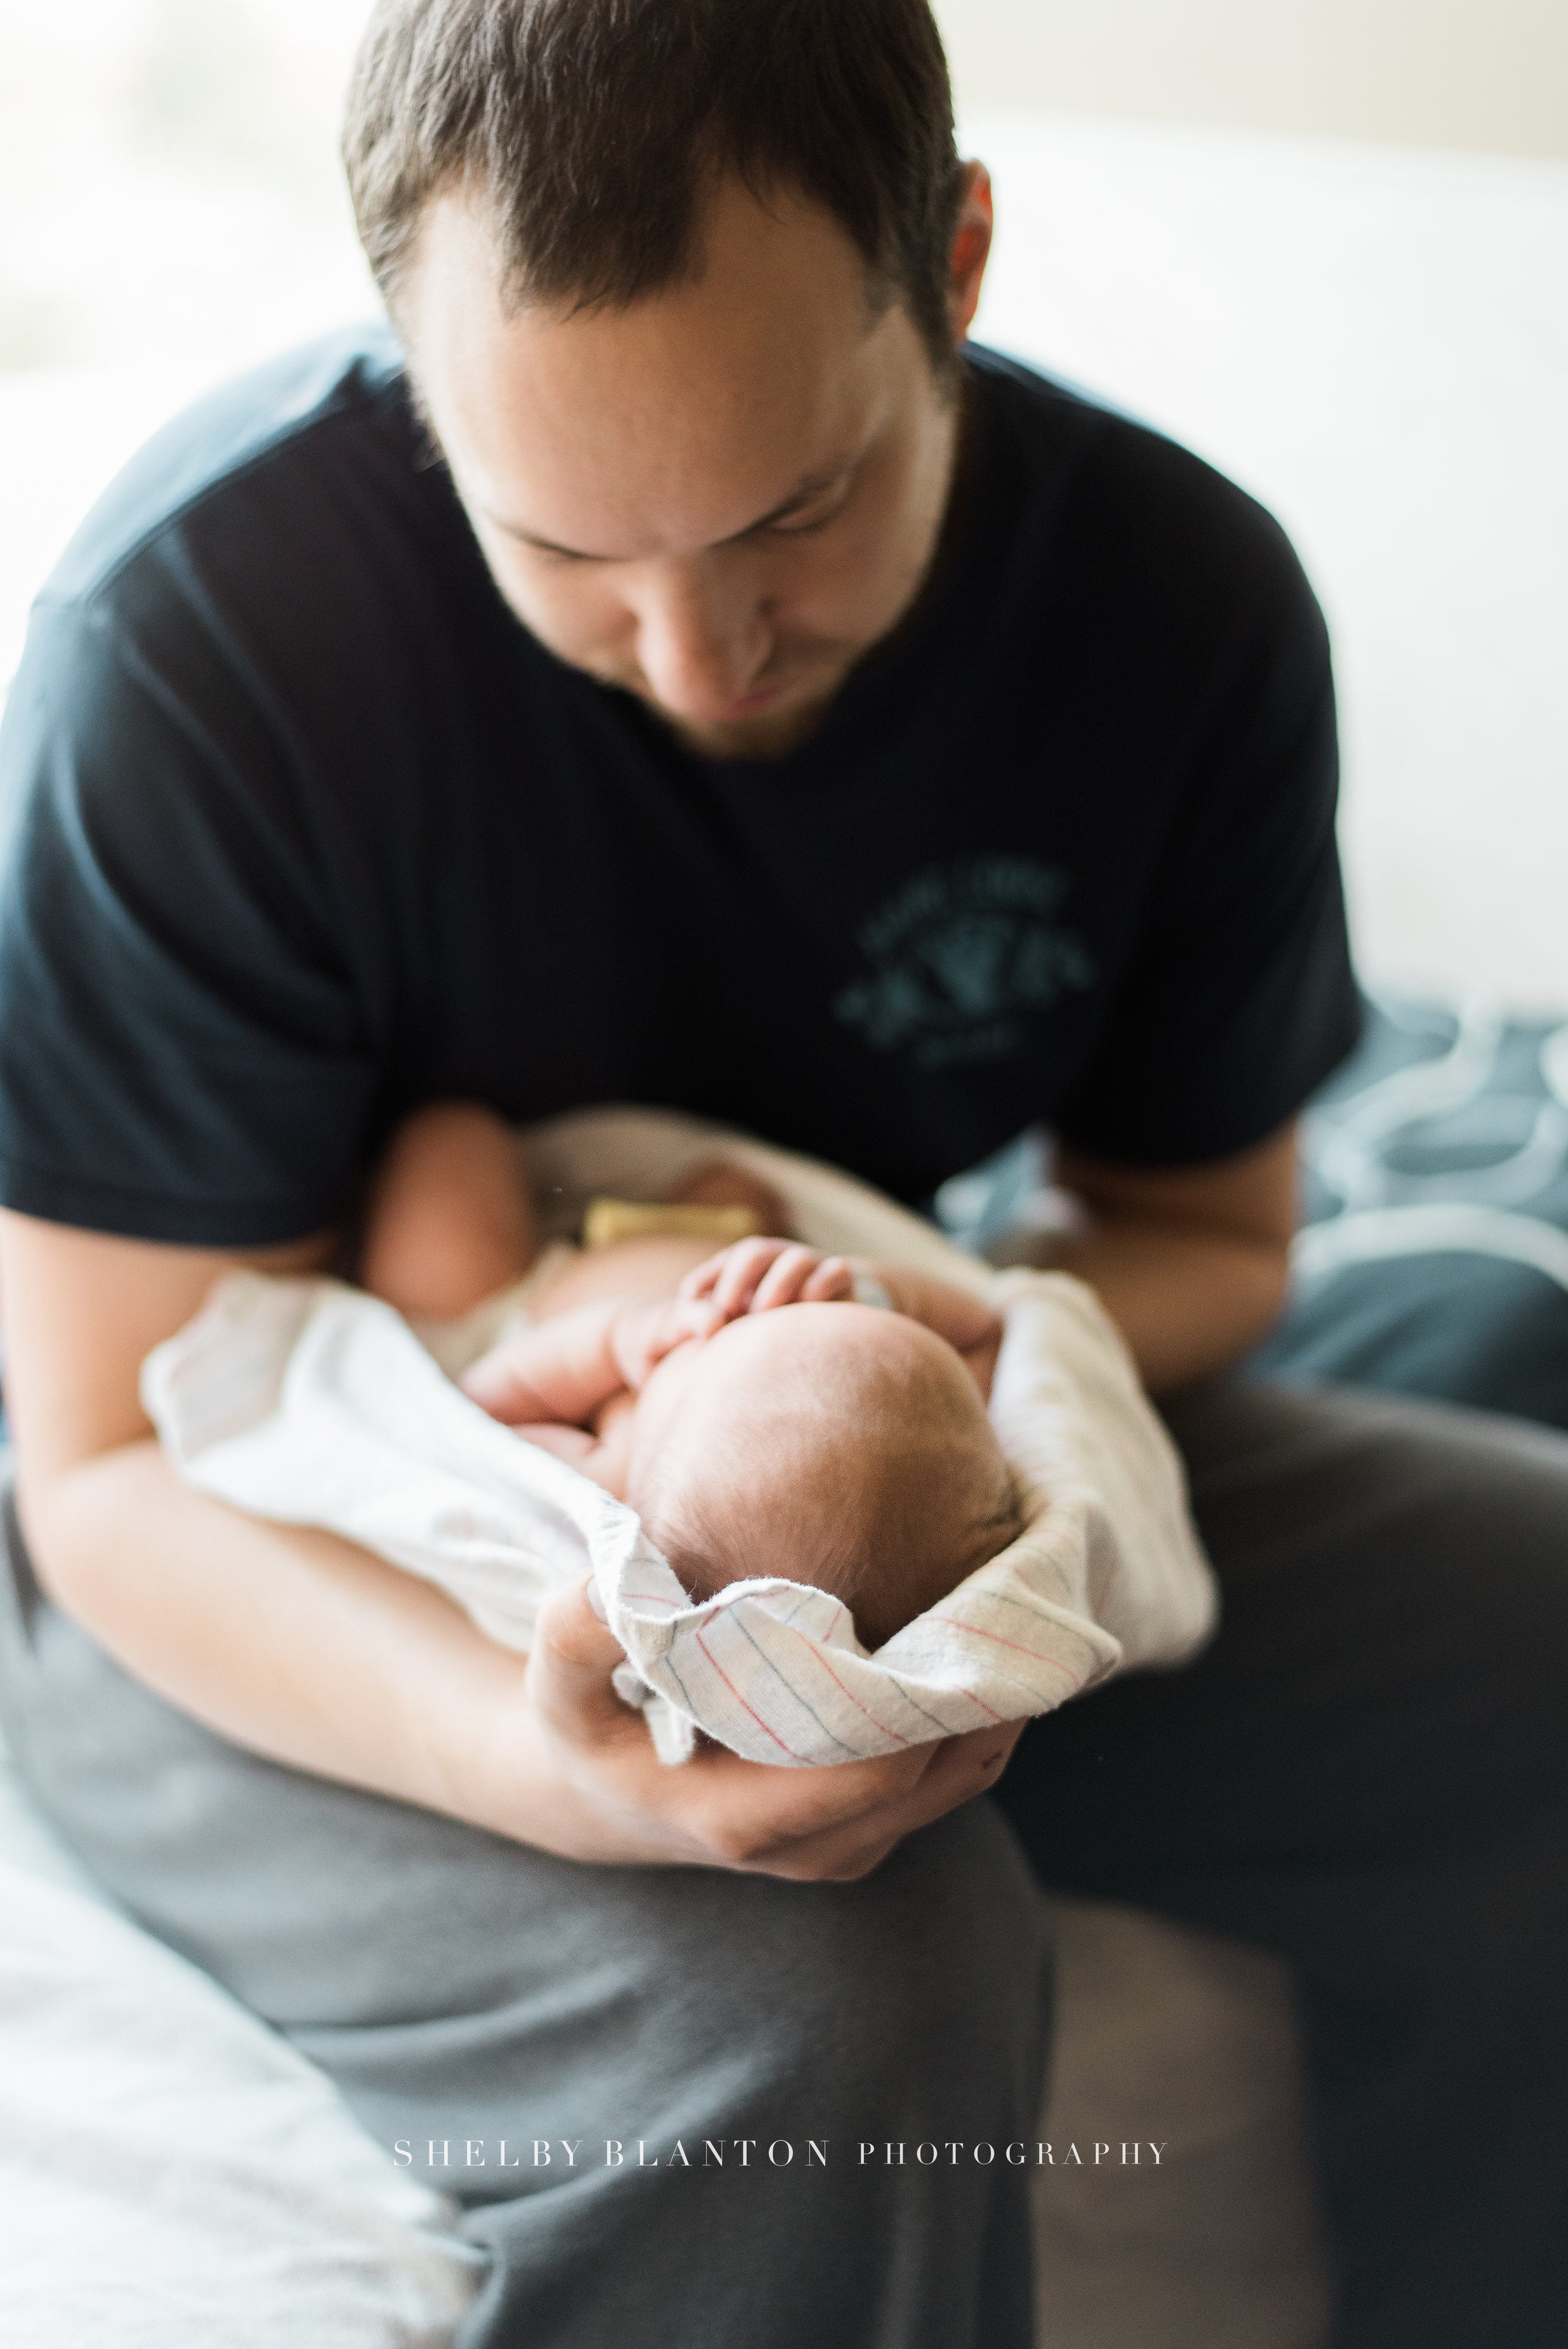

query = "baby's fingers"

[799,1255,856,1303]
[750,1244,835,1311]
[704,1237,795,1316]
[676,1240,780,1306]
[677,1252,727,1302]
[676,1238,849,1317]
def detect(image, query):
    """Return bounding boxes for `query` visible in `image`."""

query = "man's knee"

[696,1801,1053,2133]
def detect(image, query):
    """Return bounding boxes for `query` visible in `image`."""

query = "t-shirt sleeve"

[0,595,379,1245]
[1053,543,1362,1168]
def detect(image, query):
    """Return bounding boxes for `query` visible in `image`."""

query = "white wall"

[935,0,1568,161]
[963,113,1568,1013]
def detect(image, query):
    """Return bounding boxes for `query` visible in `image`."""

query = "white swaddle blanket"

[141,1108,1218,1766]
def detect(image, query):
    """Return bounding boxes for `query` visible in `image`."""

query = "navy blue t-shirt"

[0,326,1359,1246]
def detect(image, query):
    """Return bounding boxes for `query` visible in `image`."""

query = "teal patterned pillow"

[1248,994,1568,1431]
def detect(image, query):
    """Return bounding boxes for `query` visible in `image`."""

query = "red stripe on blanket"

[694,1632,808,1763]
[806,1645,914,1746]
[943,1619,1080,1672]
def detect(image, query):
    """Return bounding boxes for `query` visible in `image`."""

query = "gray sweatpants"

[3,1378,1567,2348]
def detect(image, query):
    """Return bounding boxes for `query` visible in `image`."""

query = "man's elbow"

[1230,1235,1293,1357]
[12,1441,164,1621]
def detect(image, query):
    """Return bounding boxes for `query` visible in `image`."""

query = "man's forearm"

[1047,1218,1289,1393]
[1042,1123,1297,1392]
[16,1440,1010,1881]
[18,1441,534,1834]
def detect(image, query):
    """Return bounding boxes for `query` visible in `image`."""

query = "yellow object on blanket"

[581,1197,764,1250]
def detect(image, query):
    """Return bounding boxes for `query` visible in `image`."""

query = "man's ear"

[947,161,995,344]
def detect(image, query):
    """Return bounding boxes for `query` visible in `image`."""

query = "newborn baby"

[360,1103,1024,1650]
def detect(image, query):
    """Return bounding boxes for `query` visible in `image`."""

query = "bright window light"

[0,0,376,687]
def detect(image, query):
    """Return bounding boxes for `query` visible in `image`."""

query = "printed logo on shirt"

[834,856,1096,1069]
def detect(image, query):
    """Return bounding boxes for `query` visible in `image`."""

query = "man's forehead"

[483,451,861,563]
[404,179,909,560]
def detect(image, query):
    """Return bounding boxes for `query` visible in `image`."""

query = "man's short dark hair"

[343,0,964,365]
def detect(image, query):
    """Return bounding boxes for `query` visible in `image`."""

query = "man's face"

[403,174,982,759]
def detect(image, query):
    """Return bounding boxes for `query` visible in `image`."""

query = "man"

[0,3,1563,2344]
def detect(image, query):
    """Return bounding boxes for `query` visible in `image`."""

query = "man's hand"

[509,1576,1024,1879]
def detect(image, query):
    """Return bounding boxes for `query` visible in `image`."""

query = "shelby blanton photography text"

[393,2137,1172,2172]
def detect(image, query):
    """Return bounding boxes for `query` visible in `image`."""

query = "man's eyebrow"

[482,457,856,559]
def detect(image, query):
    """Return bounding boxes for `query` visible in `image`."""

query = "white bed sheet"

[0,1723,482,2348]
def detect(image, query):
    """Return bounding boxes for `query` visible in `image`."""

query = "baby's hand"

[462,1293,725,1428]
[608,1293,729,1389]
[679,1237,856,1319]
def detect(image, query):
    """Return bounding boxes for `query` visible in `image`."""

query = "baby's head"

[627,1303,1024,1650]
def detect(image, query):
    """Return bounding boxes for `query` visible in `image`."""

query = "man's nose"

[629,559,772,719]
